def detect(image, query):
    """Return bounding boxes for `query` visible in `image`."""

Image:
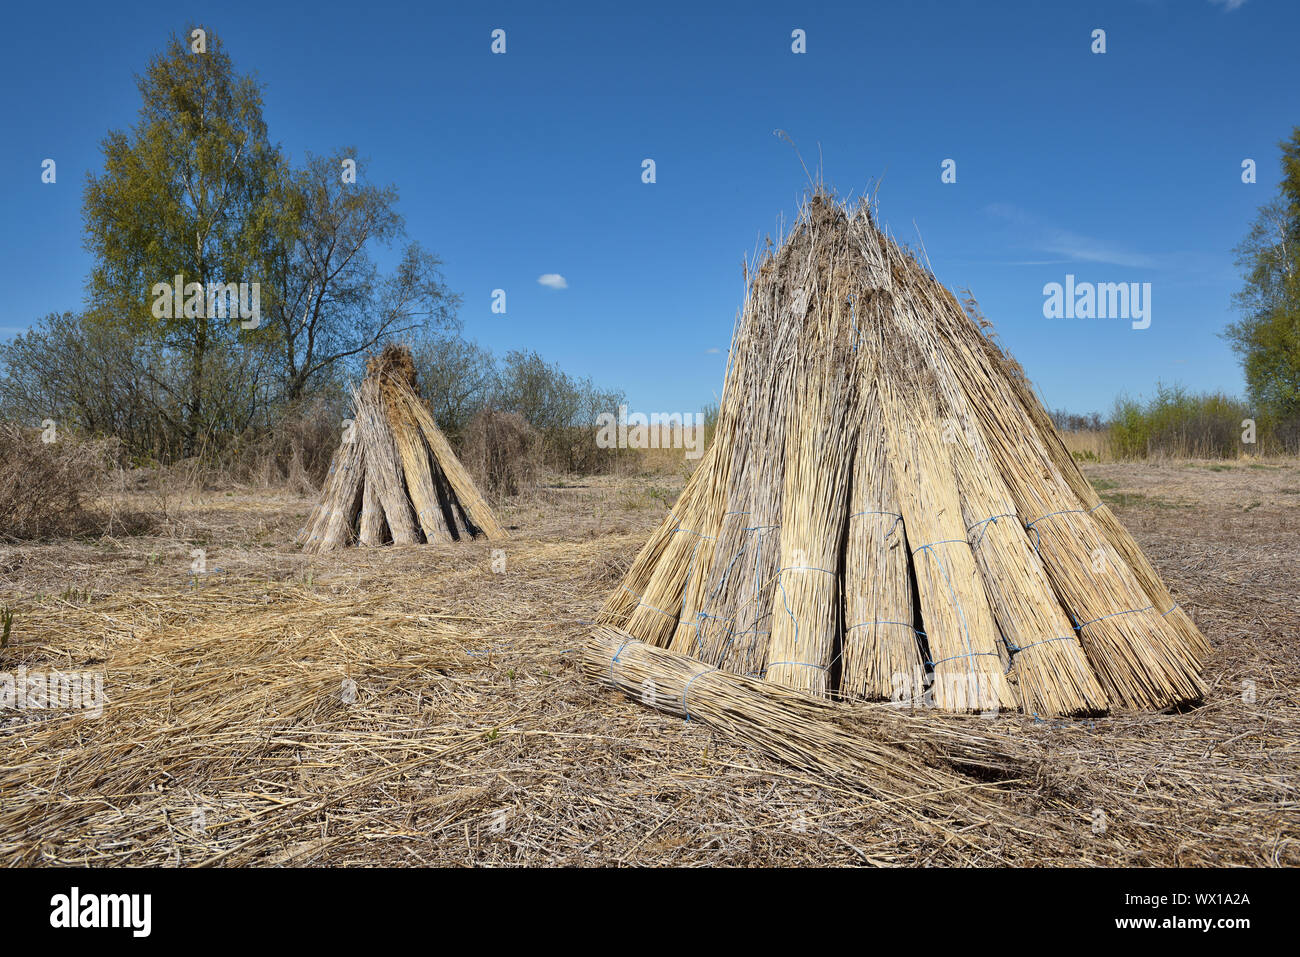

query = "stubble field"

[1,460,1296,866]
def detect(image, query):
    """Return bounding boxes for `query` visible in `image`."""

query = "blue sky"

[1,0,1296,417]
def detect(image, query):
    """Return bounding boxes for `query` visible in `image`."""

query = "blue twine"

[1075,605,1155,630]
[1004,634,1077,655]
[1024,503,1104,552]
[965,512,1019,549]
[845,620,925,636]
[911,539,984,693]
[851,509,904,537]
[635,600,678,621]
[927,651,1000,669]
[764,660,830,676]
[610,637,636,685]
[911,539,969,555]
[776,573,799,648]
[681,667,719,721]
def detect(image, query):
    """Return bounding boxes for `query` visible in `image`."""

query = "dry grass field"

[1,460,1297,867]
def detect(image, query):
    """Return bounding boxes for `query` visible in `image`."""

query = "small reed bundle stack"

[298,345,505,552]
[594,192,1207,716]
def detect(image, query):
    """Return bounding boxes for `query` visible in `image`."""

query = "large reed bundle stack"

[595,192,1207,717]
[298,345,505,552]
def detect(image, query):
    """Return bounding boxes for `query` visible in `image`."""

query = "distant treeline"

[1051,384,1297,459]
[0,319,623,482]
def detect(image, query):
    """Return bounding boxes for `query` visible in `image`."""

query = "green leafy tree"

[1224,127,1300,428]
[82,25,284,455]
[267,151,460,402]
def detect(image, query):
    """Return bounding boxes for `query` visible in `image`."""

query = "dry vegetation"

[0,456,1296,867]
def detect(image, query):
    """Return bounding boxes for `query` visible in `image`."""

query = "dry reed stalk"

[767,273,861,697]
[693,316,762,663]
[665,506,720,657]
[388,413,453,544]
[296,482,329,547]
[1087,501,1210,659]
[899,262,1204,709]
[871,246,1108,716]
[623,465,723,648]
[314,435,365,551]
[585,626,1037,799]
[353,379,420,545]
[694,510,757,660]
[300,439,357,549]
[667,341,745,657]
[840,386,924,701]
[973,335,1210,662]
[878,373,1016,712]
[596,445,715,629]
[708,253,803,678]
[358,473,386,546]
[388,379,506,541]
[937,406,1108,716]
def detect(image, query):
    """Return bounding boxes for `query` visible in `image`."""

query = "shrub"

[0,423,116,540]
[461,409,540,497]
[1109,385,1256,458]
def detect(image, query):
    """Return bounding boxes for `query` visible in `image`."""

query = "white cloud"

[705,347,721,354]
[1208,0,1247,10]
[537,273,568,290]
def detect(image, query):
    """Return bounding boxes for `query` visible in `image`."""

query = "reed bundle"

[897,265,1205,709]
[301,345,505,552]
[385,376,505,541]
[767,262,863,696]
[584,626,1036,797]
[300,430,364,550]
[594,192,1204,716]
[869,233,1109,716]
[597,447,714,629]
[620,445,721,647]
[353,378,420,545]
[710,303,798,678]
[974,333,1211,662]
[667,331,747,657]
[878,372,1017,712]
[840,387,924,701]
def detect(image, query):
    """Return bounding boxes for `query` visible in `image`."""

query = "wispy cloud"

[985,203,1158,269]
[537,273,568,290]
[704,347,721,354]
[1208,0,1248,11]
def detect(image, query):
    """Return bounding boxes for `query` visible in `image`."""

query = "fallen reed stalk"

[585,625,1037,795]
